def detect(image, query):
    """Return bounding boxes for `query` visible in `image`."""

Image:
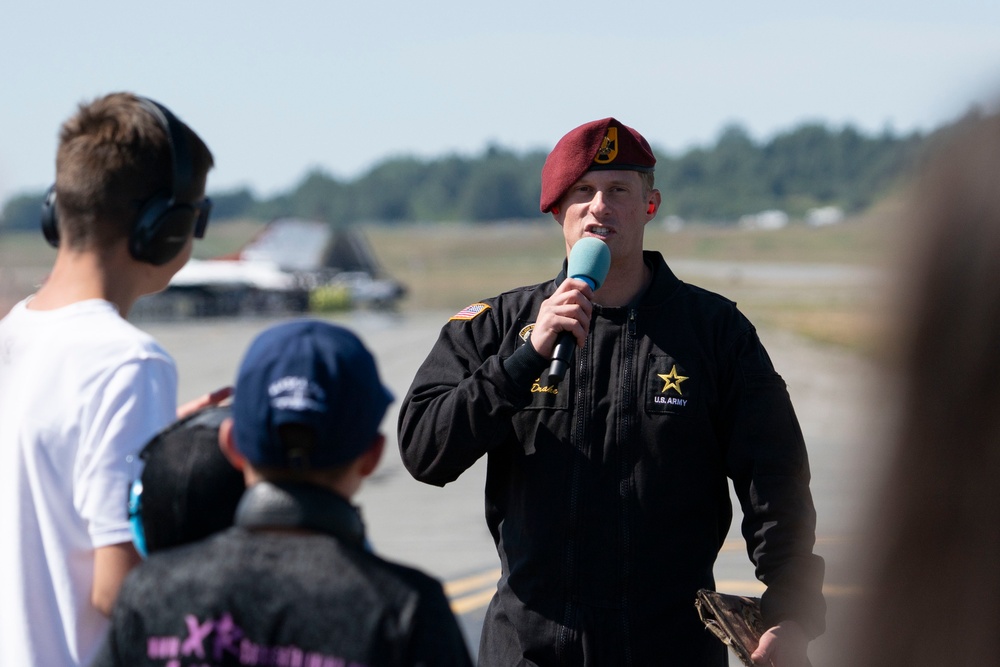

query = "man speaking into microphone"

[398,118,825,666]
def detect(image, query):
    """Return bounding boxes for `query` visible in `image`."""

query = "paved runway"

[143,305,884,665]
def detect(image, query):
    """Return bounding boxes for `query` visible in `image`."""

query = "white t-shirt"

[0,298,178,667]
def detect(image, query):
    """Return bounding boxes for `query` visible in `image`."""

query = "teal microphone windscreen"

[567,237,611,290]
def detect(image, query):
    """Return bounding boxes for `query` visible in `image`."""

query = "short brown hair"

[54,92,213,250]
[639,170,655,196]
[252,424,353,486]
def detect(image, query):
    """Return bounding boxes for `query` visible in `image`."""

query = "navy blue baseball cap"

[232,319,393,469]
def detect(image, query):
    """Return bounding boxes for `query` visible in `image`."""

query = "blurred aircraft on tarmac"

[132,218,405,320]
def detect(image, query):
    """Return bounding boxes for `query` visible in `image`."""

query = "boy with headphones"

[0,92,217,667]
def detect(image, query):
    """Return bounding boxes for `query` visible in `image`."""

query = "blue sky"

[2,1,999,207]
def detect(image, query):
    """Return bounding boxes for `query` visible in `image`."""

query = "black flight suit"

[399,251,825,666]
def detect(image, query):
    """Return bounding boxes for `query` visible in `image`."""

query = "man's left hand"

[750,620,810,667]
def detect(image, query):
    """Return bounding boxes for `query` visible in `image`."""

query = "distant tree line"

[1,115,973,232]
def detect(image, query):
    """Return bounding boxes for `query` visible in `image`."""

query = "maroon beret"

[539,117,656,213]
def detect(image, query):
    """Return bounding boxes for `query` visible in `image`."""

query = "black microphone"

[547,237,611,383]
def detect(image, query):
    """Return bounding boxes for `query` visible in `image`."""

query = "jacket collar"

[234,481,367,549]
[638,251,683,308]
[555,250,681,309]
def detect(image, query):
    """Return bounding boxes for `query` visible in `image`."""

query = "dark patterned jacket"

[93,483,472,667]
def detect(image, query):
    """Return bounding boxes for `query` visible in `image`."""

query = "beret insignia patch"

[594,127,619,165]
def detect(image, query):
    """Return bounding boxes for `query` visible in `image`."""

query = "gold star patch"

[657,365,688,395]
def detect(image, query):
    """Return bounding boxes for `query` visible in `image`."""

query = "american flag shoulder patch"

[450,302,491,321]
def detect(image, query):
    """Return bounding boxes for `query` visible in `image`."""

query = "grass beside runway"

[2,209,896,351]
[365,210,897,353]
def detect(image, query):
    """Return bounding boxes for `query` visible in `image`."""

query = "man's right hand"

[530,278,594,358]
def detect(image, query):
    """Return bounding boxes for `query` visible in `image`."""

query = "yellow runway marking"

[449,575,860,616]
[714,579,862,598]
[445,568,501,597]
[446,568,501,615]
[445,536,861,615]
[451,588,498,615]
[720,535,854,552]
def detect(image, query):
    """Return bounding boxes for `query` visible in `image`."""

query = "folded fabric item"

[695,589,766,667]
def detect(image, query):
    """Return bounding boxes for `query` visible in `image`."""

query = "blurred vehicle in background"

[131,218,405,319]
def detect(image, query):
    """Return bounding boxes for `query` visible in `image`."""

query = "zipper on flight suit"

[558,318,592,664]
[619,307,638,666]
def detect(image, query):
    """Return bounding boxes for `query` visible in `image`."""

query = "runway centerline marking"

[445,536,860,615]
[445,568,501,597]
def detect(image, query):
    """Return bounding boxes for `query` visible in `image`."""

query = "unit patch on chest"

[646,357,693,414]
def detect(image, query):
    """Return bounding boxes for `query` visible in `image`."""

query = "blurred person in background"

[840,109,1000,665]
[95,320,472,667]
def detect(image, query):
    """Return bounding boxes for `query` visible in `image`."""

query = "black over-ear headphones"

[40,97,212,266]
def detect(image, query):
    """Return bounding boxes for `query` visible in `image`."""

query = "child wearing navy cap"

[95,319,472,667]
